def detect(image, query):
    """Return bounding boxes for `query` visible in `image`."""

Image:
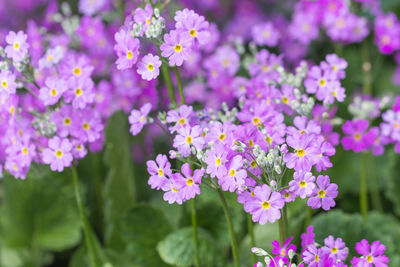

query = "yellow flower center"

[50,89,58,97]
[14,43,20,50]
[281,249,285,256]
[22,147,28,155]
[83,123,90,130]
[284,192,290,198]
[186,136,192,144]
[299,180,307,188]
[178,118,186,125]
[318,190,326,198]
[126,51,133,59]
[331,247,338,254]
[263,30,270,38]
[2,81,8,88]
[222,59,229,67]
[56,150,63,157]
[282,97,289,104]
[315,255,319,262]
[10,106,15,115]
[354,133,361,140]
[332,90,337,97]
[73,67,81,76]
[262,65,270,72]
[367,255,373,263]
[252,117,260,125]
[249,139,254,147]
[229,169,235,177]
[189,29,197,37]
[64,117,71,125]
[265,136,272,145]
[146,18,151,25]
[296,149,305,157]
[171,186,179,192]
[77,145,82,150]
[158,169,164,177]
[250,160,257,168]
[75,88,83,96]
[219,133,226,141]
[261,201,270,209]
[302,24,310,32]
[319,79,327,87]
[186,178,194,186]
[147,64,154,71]
[47,55,53,62]
[394,123,399,129]
[332,65,337,71]
[382,35,390,45]
[174,44,182,53]
[216,157,221,166]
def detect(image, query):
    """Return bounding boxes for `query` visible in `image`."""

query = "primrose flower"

[129,103,152,136]
[160,30,192,66]
[321,54,348,80]
[42,136,73,172]
[39,77,68,106]
[5,30,29,62]
[301,225,315,249]
[218,155,246,192]
[284,133,320,172]
[64,76,95,109]
[137,54,161,81]
[174,8,210,45]
[167,105,193,133]
[134,4,153,32]
[173,163,204,200]
[244,184,284,224]
[341,119,375,152]
[307,175,338,211]
[114,29,140,70]
[351,239,389,267]
[271,237,296,263]
[0,71,17,99]
[289,171,316,199]
[321,235,349,262]
[251,22,280,47]
[173,125,204,157]
[205,143,228,179]
[147,154,172,190]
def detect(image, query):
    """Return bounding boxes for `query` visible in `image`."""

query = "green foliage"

[157,227,224,266]
[121,204,172,266]
[0,166,81,266]
[103,111,136,250]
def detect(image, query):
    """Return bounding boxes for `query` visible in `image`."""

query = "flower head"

[160,30,192,66]
[114,29,140,70]
[5,30,29,62]
[351,239,389,267]
[137,54,161,81]
[129,103,152,136]
[307,175,338,210]
[42,136,73,172]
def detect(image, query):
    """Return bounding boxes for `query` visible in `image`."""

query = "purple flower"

[42,136,73,172]
[39,77,68,106]
[271,237,296,263]
[218,155,246,192]
[342,119,375,152]
[163,177,185,205]
[137,54,161,81]
[381,110,400,142]
[71,110,103,143]
[321,54,348,80]
[173,163,204,200]
[160,30,192,66]
[304,66,335,95]
[64,77,95,109]
[51,105,75,138]
[167,105,193,133]
[314,136,335,172]
[79,0,107,16]
[129,103,152,136]
[174,9,210,46]
[0,70,17,99]
[251,22,280,47]
[288,11,319,45]
[60,53,94,81]
[307,175,338,211]
[374,12,400,54]
[287,116,321,136]
[302,244,321,266]
[301,225,315,250]
[205,143,228,179]
[284,133,320,172]
[321,235,348,262]
[147,154,172,190]
[114,29,140,70]
[134,4,153,33]
[5,31,29,62]
[289,171,316,199]
[351,239,389,267]
[173,125,204,157]
[244,184,284,224]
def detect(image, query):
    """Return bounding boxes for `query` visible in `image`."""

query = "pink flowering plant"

[1,0,400,267]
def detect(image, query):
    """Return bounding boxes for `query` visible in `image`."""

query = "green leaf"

[157,227,224,267]
[121,204,172,266]
[0,167,81,252]
[103,111,136,249]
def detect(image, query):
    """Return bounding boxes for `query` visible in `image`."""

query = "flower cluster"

[252,225,388,267]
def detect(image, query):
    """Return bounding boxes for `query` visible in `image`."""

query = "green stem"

[305,206,313,227]
[362,43,372,95]
[72,166,98,267]
[216,189,239,267]
[173,66,185,105]
[191,198,200,267]
[247,213,256,265]
[360,153,368,221]
[278,215,285,246]
[368,153,383,212]
[160,60,177,107]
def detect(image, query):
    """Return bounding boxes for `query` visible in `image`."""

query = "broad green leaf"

[103,111,136,249]
[0,166,81,252]
[157,227,224,267]
[121,204,172,266]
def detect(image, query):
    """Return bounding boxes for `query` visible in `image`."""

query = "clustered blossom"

[252,225,388,267]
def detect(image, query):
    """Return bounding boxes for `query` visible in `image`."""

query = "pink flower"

[0,70,17,99]
[307,175,338,211]
[114,29,140,70]
[218,155,246,192]
[134,4,153,33]
[42,136,73,172]
[342,119,375,152]
[166,105,193,133]
[244,184,284,224]
[5,30,29,62]
[147,154,172,190]
[137,54,161,81]
[321,235,349,262]
[289,171,316,199]
[129,103,152,136]
[351,239,388,267]
[64,76,95,109]
[39,77,68,106]
[172,163,204,200]
[251,22,280,47]
[205,143,228,179]
[173,125,204,157]
[160,30,192,66]
[284,133,320,172]
[174,8,210,45]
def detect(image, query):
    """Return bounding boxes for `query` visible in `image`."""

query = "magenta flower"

[301,225,315,250]
[128,103,152,136]
[71,110,103,143]
[205,143,228,179]
[134,4,153,32]
[284,133,320,172]
[304,66,334,95]
[218,155,246,192]
[64,77,95,109]
[271,237,296,263]
[60,54,94,80]
[289,171,316,199]
[173,163,204,200]
[5,30,29,62]
[174,9,210,45]
[351,239,389,267]
[51,105,75,138]
[321,235,348,262]
[173,125,204,157]
[39,77,68,106]
[42,136,73,172]
[137,54,161,81]
[342,119,375,152]
[114,29,140,70]
[0,70,17,99]
[160,30,192,66]
[251,22,280,47]
[147,154,172,190]
[244,184,284,224]
[307,175,338,211]
[288,11,319,45]
[167,105,193,133]
[287,116,321,136]
[302,244,321,266]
